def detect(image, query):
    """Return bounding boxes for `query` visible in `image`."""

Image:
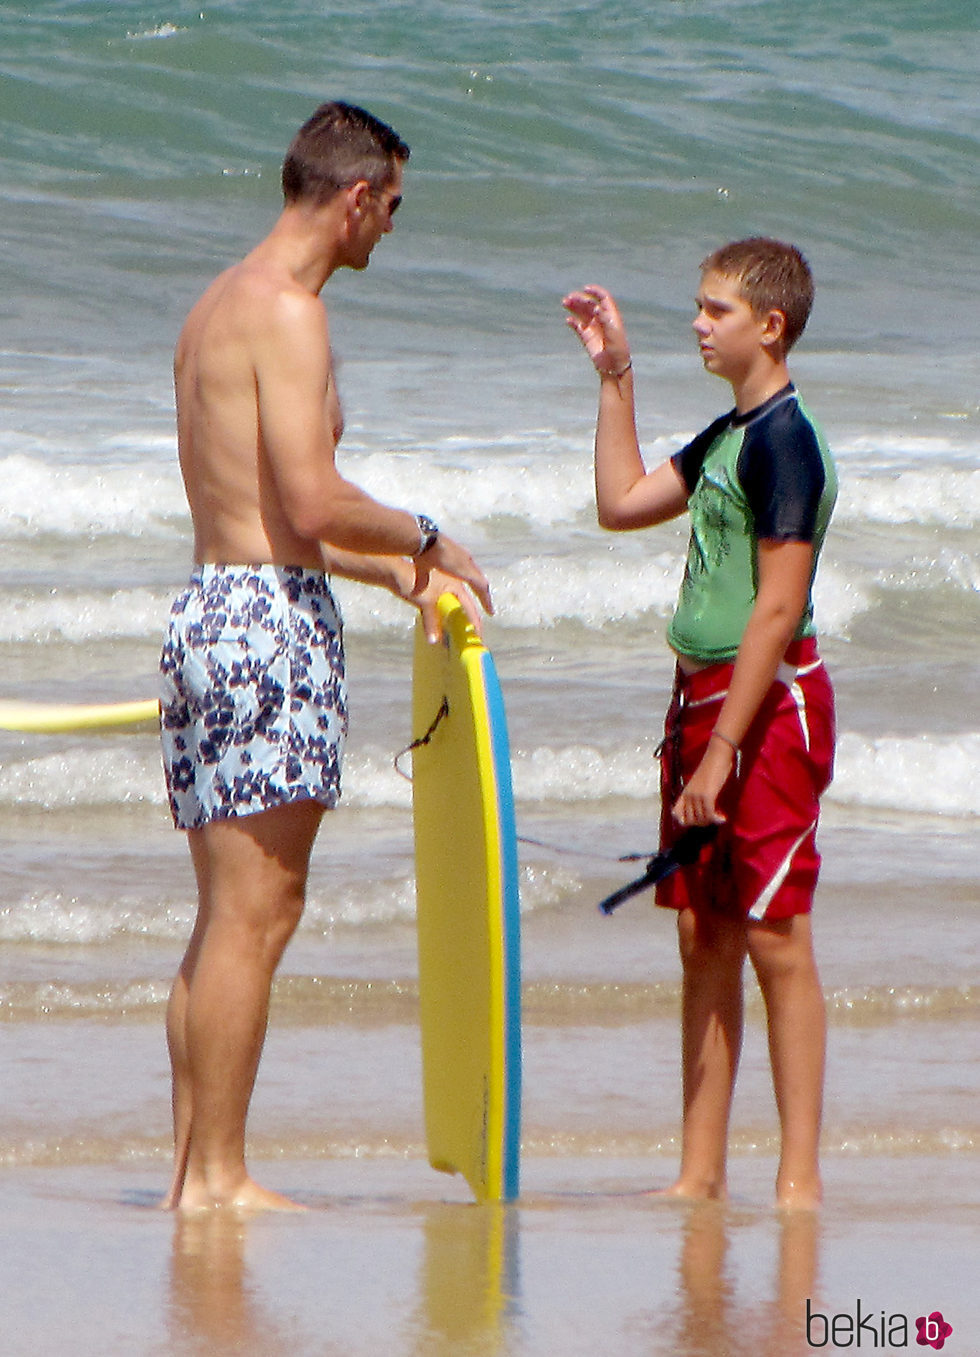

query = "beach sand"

[2,1154,976,1356]
[3,838,978,1355]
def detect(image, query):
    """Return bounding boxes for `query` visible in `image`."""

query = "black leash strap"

[597,826,718,915]
[393,696,449,783]
[515,834,653,864]
[392,698,714,916]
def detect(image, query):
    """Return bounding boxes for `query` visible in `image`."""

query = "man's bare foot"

[224,1180,308,1213]
[173,1175,308,1214]
[158,1164,189,1211]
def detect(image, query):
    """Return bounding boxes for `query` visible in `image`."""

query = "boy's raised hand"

[563,285,632,377]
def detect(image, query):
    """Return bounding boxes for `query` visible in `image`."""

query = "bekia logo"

[915,1313,954,1350]
[805,1300,954,1349]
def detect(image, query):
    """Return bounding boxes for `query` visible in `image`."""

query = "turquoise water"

[0,4,978,1352]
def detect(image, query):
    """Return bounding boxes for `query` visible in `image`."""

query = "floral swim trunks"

[159,564,348,830]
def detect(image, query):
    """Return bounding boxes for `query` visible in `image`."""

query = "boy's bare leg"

[748,914,825,1210]
[162,800,324,1212]
[661,906,749,1200]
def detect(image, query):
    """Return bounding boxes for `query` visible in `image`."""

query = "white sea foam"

[809,562,869,637]
[0,454,186,539]
[511,744,660,803]
[343,444,597,527]
[0,977,173,1014]
[0,550,865,647]
[831,733,980,818]
[0,746,167,811]
[0,854,580,947]
[0,893,192,945]
[5,732,975,819]
[338,747,413,811]
[6,443,977,551]
[492,553,684,628]
[835,464,980,528]
[124,22,186,41]
[874,546,980,595]
[0,588,172,644]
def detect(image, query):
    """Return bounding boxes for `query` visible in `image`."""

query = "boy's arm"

[671,538,815,829]
[594,378,690,529]
[563,285,690,529]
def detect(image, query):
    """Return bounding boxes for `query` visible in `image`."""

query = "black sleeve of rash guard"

[738,399,826,541]
[670,412,734,494]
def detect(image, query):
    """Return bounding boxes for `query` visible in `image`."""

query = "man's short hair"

[282,101,410,205]
[701,238,815,351]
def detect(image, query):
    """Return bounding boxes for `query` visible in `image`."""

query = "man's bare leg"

[160,836,212,1210]
[657,906,748,1200]
[163,799,324,1212]
[748,914,825,1210]
[161,959,194,1209]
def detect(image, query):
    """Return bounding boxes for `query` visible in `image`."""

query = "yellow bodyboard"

[412,596,521,1202]
[0,698,160,733]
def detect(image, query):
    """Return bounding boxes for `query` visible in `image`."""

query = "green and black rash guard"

[666,385,837,664]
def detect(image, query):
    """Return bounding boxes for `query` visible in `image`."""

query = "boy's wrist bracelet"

[709,729,740,756]
[709,728,741,776]
[598,359,632,379]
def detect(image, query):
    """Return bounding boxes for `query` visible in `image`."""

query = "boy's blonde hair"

[701,238,814,351]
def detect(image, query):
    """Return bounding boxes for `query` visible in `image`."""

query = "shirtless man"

[158,102,492,1212]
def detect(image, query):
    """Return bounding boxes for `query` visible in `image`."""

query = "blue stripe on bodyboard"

[479,648,522,1201]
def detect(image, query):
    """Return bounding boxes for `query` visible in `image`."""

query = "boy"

[563,239,836,1209]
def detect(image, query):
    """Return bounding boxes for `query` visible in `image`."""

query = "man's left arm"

[671,538,814,828]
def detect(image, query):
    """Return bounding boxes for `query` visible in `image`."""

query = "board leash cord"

[595,826,717,914]
[395,701,715,918]
[518,825,717,913]
[394,696,449,781]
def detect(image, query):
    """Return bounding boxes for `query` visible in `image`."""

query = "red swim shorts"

[655,637,836,921]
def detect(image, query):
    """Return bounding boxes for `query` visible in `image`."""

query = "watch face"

[416,514,440,552]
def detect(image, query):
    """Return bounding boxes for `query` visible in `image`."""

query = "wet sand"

[2,1154,976,1357]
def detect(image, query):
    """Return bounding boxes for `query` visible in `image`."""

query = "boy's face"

[693,269,780,384]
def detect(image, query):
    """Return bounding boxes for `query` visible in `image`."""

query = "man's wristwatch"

[413,513,440,556]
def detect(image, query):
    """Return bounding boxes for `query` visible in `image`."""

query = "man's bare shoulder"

[189,257,323,336]
[176,259,328,387]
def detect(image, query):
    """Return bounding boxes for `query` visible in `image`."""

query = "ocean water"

[1,2,978,1353]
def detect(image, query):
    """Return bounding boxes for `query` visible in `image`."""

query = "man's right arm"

[320,545,486,642]
[256,290,492,615]
[256,290,421,553]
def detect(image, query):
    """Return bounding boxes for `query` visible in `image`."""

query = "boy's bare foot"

[775,1174,822,1211]
[642,1178,728,1202]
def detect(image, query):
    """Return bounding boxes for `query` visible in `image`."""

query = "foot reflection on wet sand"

[667,1203,819,1356]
